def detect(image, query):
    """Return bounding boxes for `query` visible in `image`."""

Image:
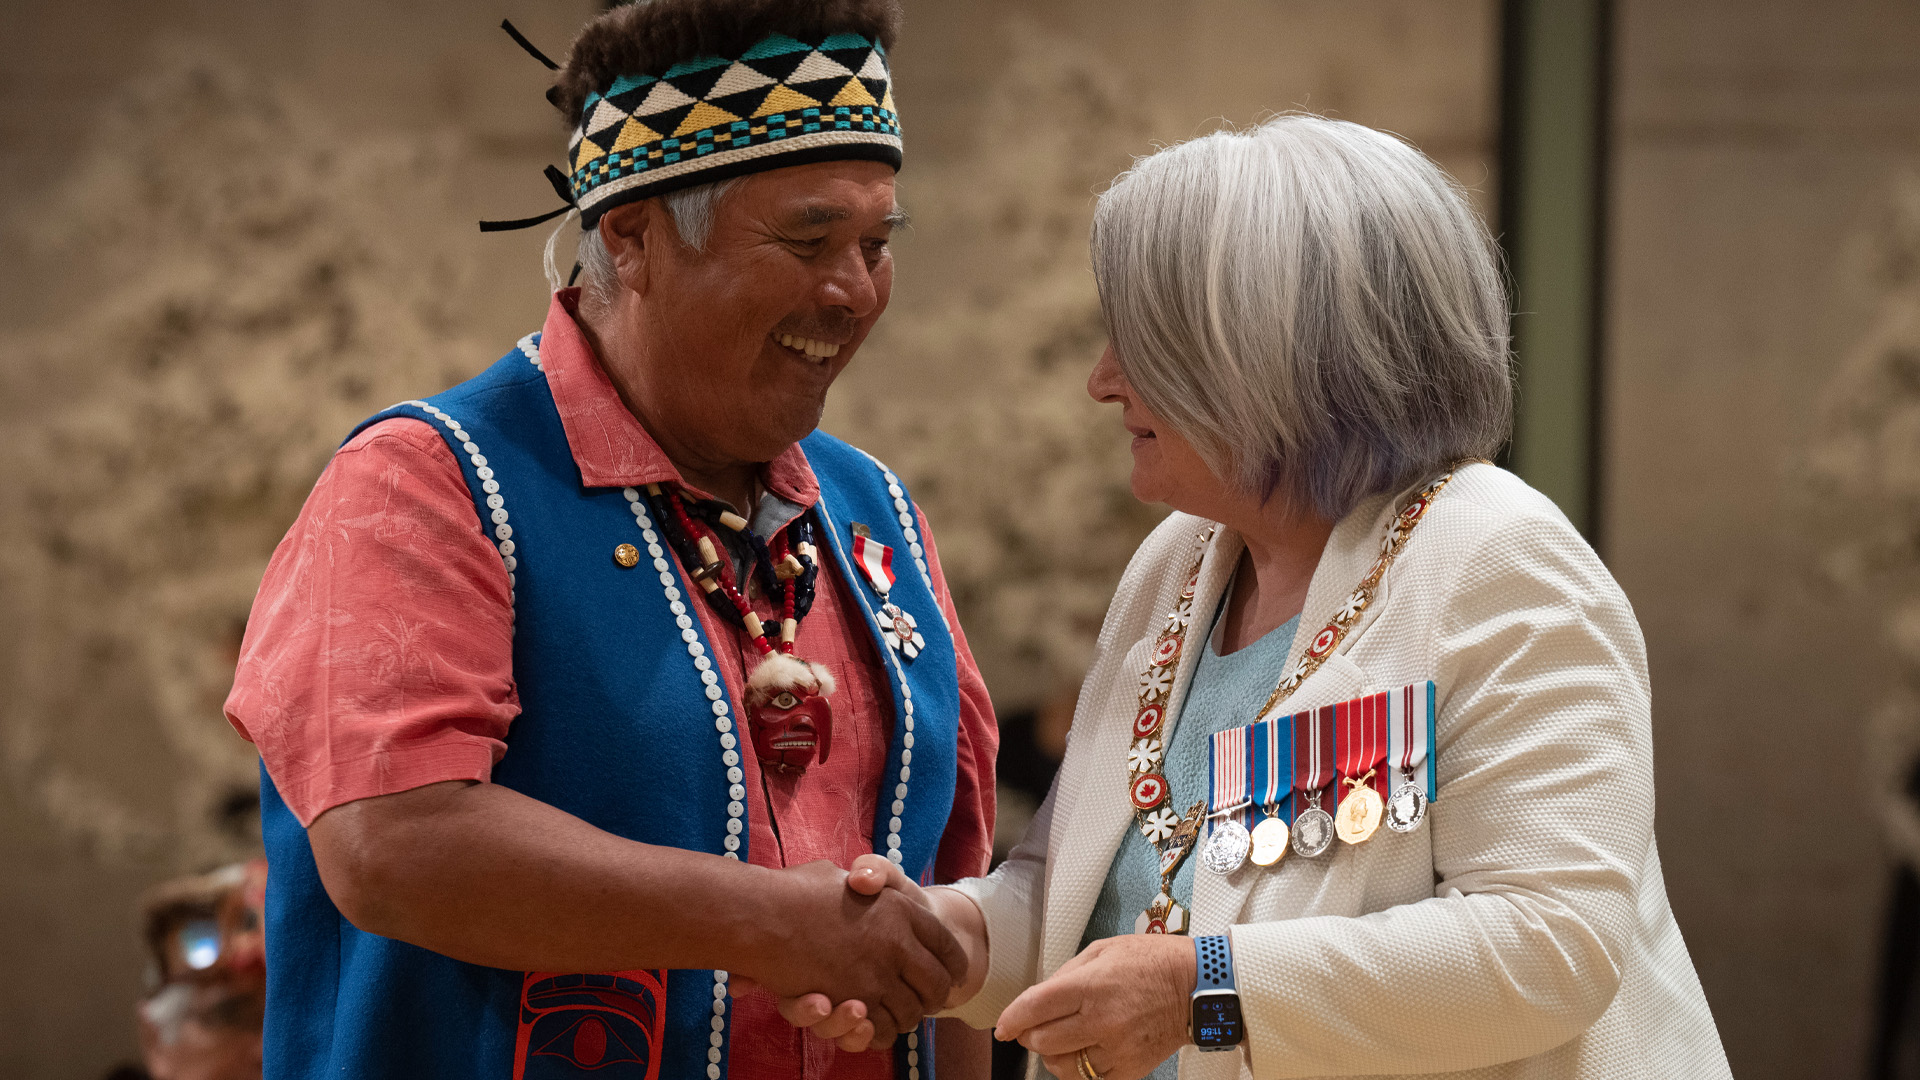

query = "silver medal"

[1201,818,1251,875]
[1290,806,1334,858]
[1385,781,1428,833]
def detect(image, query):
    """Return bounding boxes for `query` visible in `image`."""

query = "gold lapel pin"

[613,543,640,568]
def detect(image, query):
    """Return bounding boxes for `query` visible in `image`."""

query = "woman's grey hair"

[1090,114,1512,521]
[562,177,743,312]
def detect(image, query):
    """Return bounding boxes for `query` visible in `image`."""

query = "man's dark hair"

[553,0,905,127]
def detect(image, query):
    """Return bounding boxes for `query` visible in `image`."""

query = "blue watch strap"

[1195,934,1235,992]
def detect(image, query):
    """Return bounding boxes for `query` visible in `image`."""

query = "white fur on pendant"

[746,651,836,697]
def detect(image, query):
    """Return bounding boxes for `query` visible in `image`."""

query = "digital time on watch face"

[1191,992,1244,1048]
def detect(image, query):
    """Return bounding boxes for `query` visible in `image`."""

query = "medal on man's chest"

[852,525,926,661]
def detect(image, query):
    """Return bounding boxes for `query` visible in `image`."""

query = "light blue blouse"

[1077,593,1299,1079]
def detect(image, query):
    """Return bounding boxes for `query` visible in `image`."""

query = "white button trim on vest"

[400,398,517,620]
[623,479,744,1068]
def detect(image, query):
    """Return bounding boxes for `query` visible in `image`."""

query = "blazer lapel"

[1039,526,1243,975]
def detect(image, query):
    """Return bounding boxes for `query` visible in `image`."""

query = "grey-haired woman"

[790,115,1730,1080]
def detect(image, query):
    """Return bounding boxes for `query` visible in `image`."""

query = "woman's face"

[1088,343,1236,517]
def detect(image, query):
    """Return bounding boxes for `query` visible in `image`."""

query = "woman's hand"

[994,933,1196,1080]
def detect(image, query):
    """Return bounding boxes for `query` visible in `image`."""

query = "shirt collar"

[538,289,821,508]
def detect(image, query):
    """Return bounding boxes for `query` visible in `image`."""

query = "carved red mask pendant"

[749,688,833,773]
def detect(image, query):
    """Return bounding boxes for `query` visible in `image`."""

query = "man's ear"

[598,202,662,298]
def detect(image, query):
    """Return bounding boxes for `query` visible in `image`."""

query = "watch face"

[1190,992,1244,1048]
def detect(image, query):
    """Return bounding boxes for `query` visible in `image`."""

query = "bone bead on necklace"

[645,484,835,773]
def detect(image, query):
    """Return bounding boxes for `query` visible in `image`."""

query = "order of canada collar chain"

[1122,467,1466,931]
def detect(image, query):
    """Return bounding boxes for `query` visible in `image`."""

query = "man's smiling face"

[602,159,902,466]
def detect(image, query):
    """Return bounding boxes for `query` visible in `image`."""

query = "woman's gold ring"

[1077,1048,1104,1080]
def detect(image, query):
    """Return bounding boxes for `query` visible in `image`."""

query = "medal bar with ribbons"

[1290,704,1338,858]
[1247,716,1293,866]
[1200,724,1254,875]
[1385,680,1437,833]
[1334,691,1392,845]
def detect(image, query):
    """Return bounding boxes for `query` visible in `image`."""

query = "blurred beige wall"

[1609,1,1920,1076]
[67,1,1920,1078]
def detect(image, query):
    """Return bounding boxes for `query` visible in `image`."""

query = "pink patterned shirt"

[225,291,998,1080]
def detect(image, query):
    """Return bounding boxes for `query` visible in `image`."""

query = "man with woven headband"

[223,3,998,1079]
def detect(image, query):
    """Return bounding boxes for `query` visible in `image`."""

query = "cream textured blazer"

[948,464,1730,1080]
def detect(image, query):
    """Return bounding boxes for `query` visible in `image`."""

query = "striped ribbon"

[1336,691,1392,801]
[1248,717,1293,823]
[1387,680,1438,799]
[1291,704,1337,817]
[1207,724,1252,828]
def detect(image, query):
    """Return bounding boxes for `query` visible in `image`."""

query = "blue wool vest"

[260,334,959,1080]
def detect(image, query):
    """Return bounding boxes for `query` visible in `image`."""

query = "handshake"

[731,853,987,1052]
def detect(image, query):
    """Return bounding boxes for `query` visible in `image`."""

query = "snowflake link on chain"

[1336,588,1368,623]
[1138,666,1174,701]
[1126,738,1164,775]
[1139,806,1181,843]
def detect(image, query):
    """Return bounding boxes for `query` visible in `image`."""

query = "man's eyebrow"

[792,204,851,227]
[784,204,911,229]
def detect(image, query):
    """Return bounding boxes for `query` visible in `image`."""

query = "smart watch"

[1190,933,1244,1050]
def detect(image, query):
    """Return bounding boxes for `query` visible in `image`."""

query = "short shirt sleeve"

[224,416,520,827]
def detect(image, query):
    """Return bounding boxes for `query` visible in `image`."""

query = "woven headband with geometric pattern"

[566,30,900,227]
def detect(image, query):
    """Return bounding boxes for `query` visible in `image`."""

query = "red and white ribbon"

[1387,680,1436,798]
[1292,704,1337,817]
[1336,691,1392,801]
[1207,723,1251,825]
[851,533,895,596]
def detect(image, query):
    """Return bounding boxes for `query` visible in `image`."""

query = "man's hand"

[736,859,967,1048]
[994,933,1195,1080]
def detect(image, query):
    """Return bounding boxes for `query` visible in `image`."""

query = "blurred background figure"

[4,1,1920,1078]
[131,859,267,1080]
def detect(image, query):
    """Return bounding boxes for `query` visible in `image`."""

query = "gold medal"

[1335,772,1384,845]
[1249,813,1289,866]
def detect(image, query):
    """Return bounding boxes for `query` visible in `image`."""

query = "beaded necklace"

[645,482,837,773]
